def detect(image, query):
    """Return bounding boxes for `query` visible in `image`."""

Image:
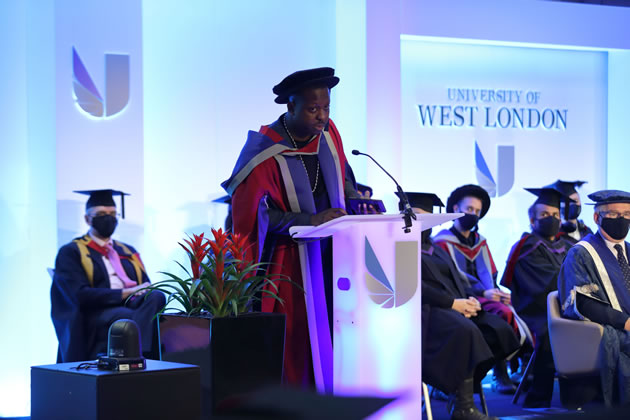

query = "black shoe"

[492,377,517,395]
[450,378,499,420]
[451,407,499,420]
[492,361,517,395]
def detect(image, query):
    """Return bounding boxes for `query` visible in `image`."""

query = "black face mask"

[561,221,577,233]
[534,216,560,238]
[91,215,118,238]
[567,203,581,220]
[422,228,433,243]
[600,217,630,241]
[458,213,479,231]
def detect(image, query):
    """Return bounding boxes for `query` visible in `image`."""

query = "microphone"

[351,149,416,233]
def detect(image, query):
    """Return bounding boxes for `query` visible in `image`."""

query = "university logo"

[72,47,130,118]
[364,238,418,308]
[475,140,515,198]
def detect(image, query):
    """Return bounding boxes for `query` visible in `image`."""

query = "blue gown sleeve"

[576,295,628,330]
[558,244,627,329]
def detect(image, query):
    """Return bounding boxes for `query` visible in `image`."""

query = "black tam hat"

[524,187,573,209]
[74,189,130,218]
[544,180,586,197]
[396,192,444,213]
[446,184,491,219]
[273,67,340,104]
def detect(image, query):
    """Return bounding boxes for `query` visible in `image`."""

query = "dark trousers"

[525,327,556,407]
[86,291,165,359]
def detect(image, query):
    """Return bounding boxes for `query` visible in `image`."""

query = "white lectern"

[290,213,461,418]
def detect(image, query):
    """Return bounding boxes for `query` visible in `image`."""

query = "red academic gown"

[223,117,348,386]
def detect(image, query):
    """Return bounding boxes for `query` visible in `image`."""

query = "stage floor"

[1,371,613,420]
[427,374,577,420]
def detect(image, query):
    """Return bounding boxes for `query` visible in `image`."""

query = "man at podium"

[222,67,361,386]
[405,192,519,420]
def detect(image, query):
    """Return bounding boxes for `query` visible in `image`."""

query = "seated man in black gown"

[51,189,165,362]
[500,187,573,407]
[408,193,520,420]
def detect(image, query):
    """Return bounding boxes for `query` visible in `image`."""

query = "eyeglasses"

[599,211,630,220]
[89,211,120,218]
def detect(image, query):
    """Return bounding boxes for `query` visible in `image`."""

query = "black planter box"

[158,312,285,417]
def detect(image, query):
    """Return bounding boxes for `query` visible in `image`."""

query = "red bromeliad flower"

[151,227,298,317]
[228,233,252,273]
[209,228,228,297]
[179,232,211,279]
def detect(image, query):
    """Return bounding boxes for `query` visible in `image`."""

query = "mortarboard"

[396,191,444,213]
[273,67,340,104]
[524,187,573,209]
[587,190,630,206]
[544,180,587,197]
[446,184,491,219]
[74,189,130,218]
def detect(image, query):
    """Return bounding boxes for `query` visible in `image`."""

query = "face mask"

[422,228,433,243]
[91,215,118,238]
[458,213,479,231]
[561,221,577,233]
[567,203,581,220]
[534,216,560,238]
[600,217,630,241]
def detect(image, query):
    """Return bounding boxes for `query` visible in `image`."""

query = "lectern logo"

[72,47,130,118]
[364,237,418,308]
[475,140,515,198]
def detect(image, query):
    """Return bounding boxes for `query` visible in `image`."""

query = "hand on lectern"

[311,208,347,226]
[356,190,381,214]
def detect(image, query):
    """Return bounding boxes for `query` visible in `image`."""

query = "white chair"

[547,290,603,375]
[547,290,604,408]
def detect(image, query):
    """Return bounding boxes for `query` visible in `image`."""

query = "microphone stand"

[352,150,416,233]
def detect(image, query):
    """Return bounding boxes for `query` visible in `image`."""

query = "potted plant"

[144,228,295,417]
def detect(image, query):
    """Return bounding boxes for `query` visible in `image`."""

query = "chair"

[422,382,433,420]
[511,345,537,404]
[547,290,604,408]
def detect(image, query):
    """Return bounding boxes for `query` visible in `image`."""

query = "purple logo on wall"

[475,140,515,198]
[72,47,129,118]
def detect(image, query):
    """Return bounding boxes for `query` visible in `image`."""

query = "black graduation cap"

[446,184,491,219]
[74,189,130,218]
[524,187,573,209]
[273,67,340,104]
[396,191,444,213]
[356,183,373,197]
[544,180,587,197]
[212,195,232,205]
[587,190,630,206]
